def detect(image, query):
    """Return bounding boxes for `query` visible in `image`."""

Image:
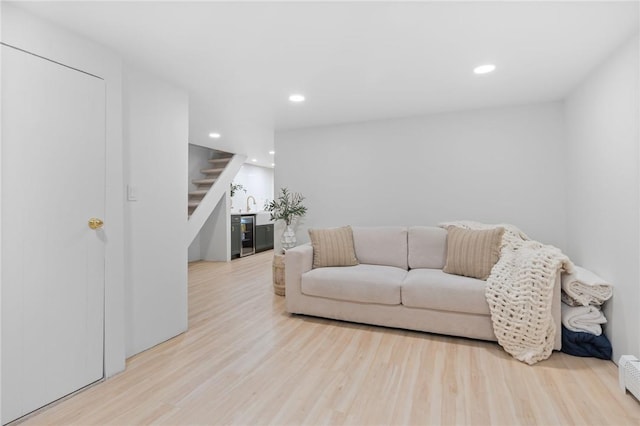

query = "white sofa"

[285,226,562,350]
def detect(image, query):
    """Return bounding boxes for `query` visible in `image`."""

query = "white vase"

[281,224,296,250]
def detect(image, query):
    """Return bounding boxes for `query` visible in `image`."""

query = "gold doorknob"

[88,218,104,230]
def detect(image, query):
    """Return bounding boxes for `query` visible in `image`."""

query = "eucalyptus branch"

[264,187,307,226]
[230,182,246,198]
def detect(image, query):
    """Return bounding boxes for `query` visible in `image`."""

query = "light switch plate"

[127,184,138,201]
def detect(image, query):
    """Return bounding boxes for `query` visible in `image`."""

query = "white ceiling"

[11,1,640,167]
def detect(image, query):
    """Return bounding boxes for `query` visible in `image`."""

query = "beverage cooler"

[240,215,255,257]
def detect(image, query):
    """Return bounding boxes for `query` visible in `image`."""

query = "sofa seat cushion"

[301,264,406,305]
[402,269,490,315]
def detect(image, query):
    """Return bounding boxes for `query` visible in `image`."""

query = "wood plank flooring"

[21,251,640,425]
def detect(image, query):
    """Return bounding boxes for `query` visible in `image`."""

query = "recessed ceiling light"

[208,132,221,139]
[289,94,305,102]
[251,158,257,162]
[269,150,275,155]
[474,64,496,75]
[271,163,275,167]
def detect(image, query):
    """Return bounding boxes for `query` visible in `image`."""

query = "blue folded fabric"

[561,326,612,360]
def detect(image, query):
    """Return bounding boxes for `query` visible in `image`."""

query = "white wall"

[3,1,193,369]
[275,102,567,249]
[188,144,215,193]
[188,231,203,262]
[231,164,274,214]
[565,34,640,362]
[187,144,214,261]
[1,3,126,377]
[123,67,189,357]
[198,196,230,261]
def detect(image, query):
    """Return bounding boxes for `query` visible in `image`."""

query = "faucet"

[246,195,257,212]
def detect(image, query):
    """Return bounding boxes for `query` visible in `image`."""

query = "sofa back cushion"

[408,226,448,269]
[352,227,408,270]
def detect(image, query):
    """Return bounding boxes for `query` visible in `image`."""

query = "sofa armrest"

[553,271,562,350]
[285,244,313,313]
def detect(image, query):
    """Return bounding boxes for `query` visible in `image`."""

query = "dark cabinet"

[231,215,241,258]
[232,215,272,258]
[255,224,274,253]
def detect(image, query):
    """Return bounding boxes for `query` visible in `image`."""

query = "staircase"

[188,152,233,217]
[187,148,247,246]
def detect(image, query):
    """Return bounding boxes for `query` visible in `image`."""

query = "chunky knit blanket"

[440,221,574,365]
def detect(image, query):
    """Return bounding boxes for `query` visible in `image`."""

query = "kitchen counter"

[231,212,274,225]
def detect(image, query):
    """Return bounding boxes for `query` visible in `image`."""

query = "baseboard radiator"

[619,355,640,401]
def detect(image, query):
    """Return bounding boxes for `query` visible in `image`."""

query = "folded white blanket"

[561,265,613,306]
[561,290,582,307]
[561,302,607,335]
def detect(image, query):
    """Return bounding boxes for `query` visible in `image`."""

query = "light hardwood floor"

[21,251,640,425]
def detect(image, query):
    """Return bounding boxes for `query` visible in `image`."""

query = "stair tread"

[188,201,200,207]
[201,167,225,174]
[208,158,232,164]
[192,178,216,184]
[189,190,208,196]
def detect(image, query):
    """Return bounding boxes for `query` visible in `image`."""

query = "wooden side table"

[272,253,285,296]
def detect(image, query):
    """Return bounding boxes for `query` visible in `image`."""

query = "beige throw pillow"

[443,227,504,280]
[308,226,359,268]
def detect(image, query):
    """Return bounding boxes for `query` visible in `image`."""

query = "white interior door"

[1,44,106,424]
